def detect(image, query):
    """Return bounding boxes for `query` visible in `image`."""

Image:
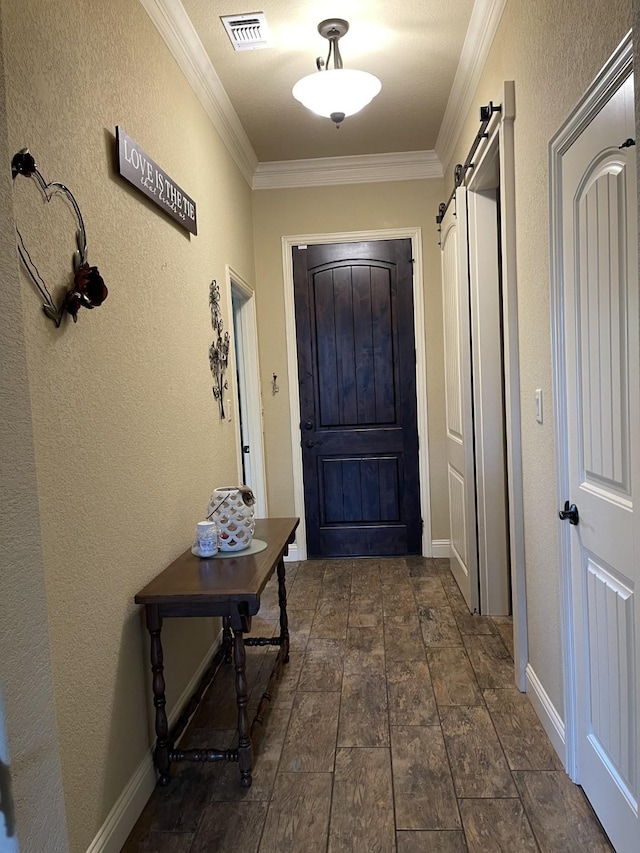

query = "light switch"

[535,389,543,424]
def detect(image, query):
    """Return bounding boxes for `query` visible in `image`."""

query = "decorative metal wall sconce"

[11,149,107,327]
[209,280,230,419]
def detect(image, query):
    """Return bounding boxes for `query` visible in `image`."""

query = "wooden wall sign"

[116,127,197,235]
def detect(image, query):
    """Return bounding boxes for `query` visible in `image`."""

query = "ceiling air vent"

[221,12,271,51]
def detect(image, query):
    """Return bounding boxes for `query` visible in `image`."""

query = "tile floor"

[122,556,614,852]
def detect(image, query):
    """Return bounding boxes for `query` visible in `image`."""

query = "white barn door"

[440,188,479,612]
[555,65,639,852]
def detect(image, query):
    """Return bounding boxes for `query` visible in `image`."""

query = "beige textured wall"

[0,13,69,851]
[444,0,631,715]
[252,179,449,543]
[0,0,254,849]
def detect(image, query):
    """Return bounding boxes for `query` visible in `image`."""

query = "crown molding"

[252,150,443,190]
[435,0,507,173]
[138,0,258,186]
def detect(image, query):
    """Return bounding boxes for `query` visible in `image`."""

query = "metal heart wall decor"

[11,148,107,327]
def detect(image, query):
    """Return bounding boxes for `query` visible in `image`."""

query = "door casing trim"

[282,227,431,561]
[549,29,633,780]
[223,265,268,517]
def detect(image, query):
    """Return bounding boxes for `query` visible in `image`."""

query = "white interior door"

[559,73,639,852]
[440,188,479,612]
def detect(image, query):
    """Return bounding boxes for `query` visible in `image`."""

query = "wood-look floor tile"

[259,772,333,853]
[514,771,614,852]
[310,597,349,639]
[411,576,449,607]
[462,635,514,688]
[338,672,389,747]
[248,649,303,712]
[129,558,613,852]
[349,592,383,627]
[287,578,322,610]
[483,688,563,770]
[121,831,195,852]
[391,725,461,830]
[343,626,385,675]
[249,612,280,642]
[491,616,514,660]
[295,560,327,579]
[210,707,291,801]
[297,639,345,691]
[418,605,463,647]
[190,801,268,852]
[427,648,483,706]
[440,705,517,798]
[384,615,425,662]
[440,575,468,611]
[459,798,538,852]
[280,692,340,772]
[329,747,395,852]
[323,564,353,595]
[386,660,438,726]
[396,830,468,852]
[406,556,441,578]
[285,609,315,652]
[125,762,214,832]
[352,557,385,571]
[453,610,496,635]
[378,557,408,571]
[282,560,301,581]
[381,589,415,617]
[351,573,382,595]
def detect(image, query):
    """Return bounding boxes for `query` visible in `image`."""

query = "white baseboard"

[525,662,566,767]
[283,543,299,562]
[431,540,451,559]
[86,634,222,853]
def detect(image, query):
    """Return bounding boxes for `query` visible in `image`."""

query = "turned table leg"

[222,615,233,664]
[233,628,252,787]
[146,605,171,785]
[277,558,290,663]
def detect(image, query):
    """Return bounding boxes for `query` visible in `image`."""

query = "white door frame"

[282,227,431,562]
[465,81,528,688]
[466,172,510,616]
[550,31,633,778]
[223,265,268,517]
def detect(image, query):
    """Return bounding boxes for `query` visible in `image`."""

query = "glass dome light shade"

[292,68,382,119]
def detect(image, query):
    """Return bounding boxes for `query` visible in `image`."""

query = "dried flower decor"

[209,280,230,419]
[11,148,107,327]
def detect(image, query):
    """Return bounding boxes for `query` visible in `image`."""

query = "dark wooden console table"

[135,517,299,788]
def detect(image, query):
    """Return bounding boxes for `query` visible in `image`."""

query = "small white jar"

[195,520,219,557]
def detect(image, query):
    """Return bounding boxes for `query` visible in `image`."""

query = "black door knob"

[558,501,579,525]
[303,420,314,431]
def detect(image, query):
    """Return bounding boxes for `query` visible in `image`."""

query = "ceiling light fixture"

[292,19,381,127]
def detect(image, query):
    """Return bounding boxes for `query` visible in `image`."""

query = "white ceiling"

[140,0,506,183]
[180,0,475,162]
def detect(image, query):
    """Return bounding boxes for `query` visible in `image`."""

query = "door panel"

[293,239,421,558]
[440,189,480,611]
[560,73,639,852]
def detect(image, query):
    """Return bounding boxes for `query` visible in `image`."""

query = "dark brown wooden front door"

[293,239,421,558]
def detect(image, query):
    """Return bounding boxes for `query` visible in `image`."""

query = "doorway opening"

[226,267,268,517]
[445,81,527,688]
[467,173,511,616]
